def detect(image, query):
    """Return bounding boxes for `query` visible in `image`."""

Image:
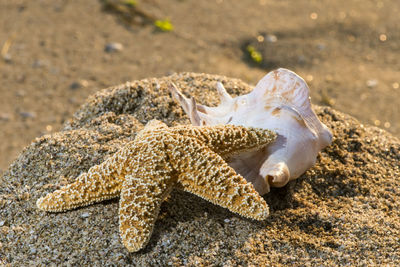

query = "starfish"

[37,120,276,252]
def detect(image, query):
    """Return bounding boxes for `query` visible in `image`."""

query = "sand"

[0,73,399,266]
[0,0,399,172]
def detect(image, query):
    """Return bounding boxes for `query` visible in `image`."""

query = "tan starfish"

[37,120,276,252]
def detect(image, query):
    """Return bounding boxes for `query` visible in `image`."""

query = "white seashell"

[170,68,333,195]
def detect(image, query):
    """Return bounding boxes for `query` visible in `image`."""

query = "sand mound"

[1,73,399,266]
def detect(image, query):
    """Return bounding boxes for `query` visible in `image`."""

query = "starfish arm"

[172,136,269,221]
[37,142,136,212]
[119,144,175,252]
[170,125,276,159]
[36,121,168,212]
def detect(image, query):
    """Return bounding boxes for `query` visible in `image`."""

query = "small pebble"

[70,80,89,90]
[317,43,326,51]
[16,90,26,97]
[0,113,10,121]
[366,79,378,88]
[266,34,277,43]
[297,55,307,64]
[224,219,230,223]
[32,59,47,68]
[81,212,90,218]
[2,53,12,63]
[105,43,123,53]
[19,111,36,119]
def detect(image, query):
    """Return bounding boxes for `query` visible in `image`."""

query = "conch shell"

[170,68,333,195]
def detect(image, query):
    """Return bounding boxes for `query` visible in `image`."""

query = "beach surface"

[0,73,399,265]
[0,0,399,172]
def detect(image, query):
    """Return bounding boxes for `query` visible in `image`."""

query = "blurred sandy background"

[0,0,399,172]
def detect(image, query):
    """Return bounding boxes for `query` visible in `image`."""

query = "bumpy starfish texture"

[37,120,276,252]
